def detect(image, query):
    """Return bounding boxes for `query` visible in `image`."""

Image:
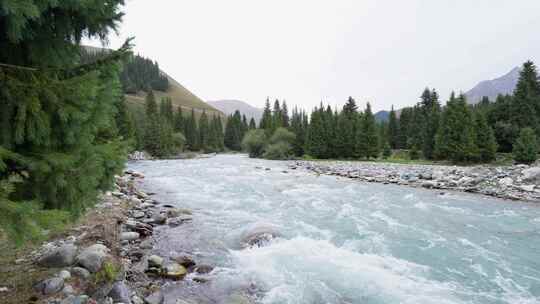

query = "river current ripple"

[129,154,540,304]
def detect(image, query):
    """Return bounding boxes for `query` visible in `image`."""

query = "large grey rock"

[162,262,187,279]
[71,266,91,280]
[76,244,110,273]
[120,232,140,241]
[147,255,164,268]
[38,243,78,267]
[499,177,513,186]
[61,295,89,304]
[522,167,540,183]
[144,291,164,304]
[108,281,132,304]
[35,277,64,295]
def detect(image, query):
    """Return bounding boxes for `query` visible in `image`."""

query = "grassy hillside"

[125,73,223,117]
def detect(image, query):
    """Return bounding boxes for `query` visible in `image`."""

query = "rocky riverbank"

[291,160,540,202]
[1,170,214,304]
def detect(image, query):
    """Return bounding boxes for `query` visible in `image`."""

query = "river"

[129,154,540,304]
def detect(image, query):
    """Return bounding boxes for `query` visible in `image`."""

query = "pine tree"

[290,107,306,156]
[387,105,399,149]
[174,106,184,133]
[397,107,413,149]
[357,103,379,159]
[272,99,282,131]
[0,0,127,243]
[260,98,273,135]
[185,109,199,150]
[306,106,328,158]
[198,111,209,151]
[282,100,290,128]
[512,61,540,135]
[336,97,358,158]
[116,96,135,142]
[434,93,478,162]
[513,127,538,164]
[474,112,498,162]
[382,141,392,159]
[144,91,161,155]
[160,97,174,123]
[422,89,441,159]
[249,118,257,129]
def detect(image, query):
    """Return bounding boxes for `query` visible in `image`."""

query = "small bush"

[94,260,120,284]
[242,129,266,158]
[381,142,392,159]
[269,128,296,145]
[263,142,293,160]
[172,132,186,152]
[513,128,538,164]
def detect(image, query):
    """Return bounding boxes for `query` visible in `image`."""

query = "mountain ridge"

[208,99,263,123]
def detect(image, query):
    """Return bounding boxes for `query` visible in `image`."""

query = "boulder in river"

[240,223,281,248]
[162,262,187,279]
[144,290,165,304]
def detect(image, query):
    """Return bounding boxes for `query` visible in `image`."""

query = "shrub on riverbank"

[513,128,538,164]
[242,129,266,158]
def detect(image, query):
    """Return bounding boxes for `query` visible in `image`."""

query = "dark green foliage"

[356,103,379,159]
[387,106,399,149]
[290,107,308,156]
[160,97,174,123]
[513,128,538,164]
[116,96,135,142]
[0,0,127,243]
[143,92,161,155]
[382,141,392,159]
[185,109,199,151]
[174,106,184,133]
[511,62,540,134]
[336,98,358,158]
[434,93,478,162]
[474,112,498,162]
[242,129,266,158]
[224,111,243,151]
[119,55,168,93]
[306,106,329,158]
[281,101,290,128]
[198,111,210,151]
[263,128,296,160]
[421,89,441,159]
[397,107,412,149]
[260,98,273,134]
[249,118,257,130]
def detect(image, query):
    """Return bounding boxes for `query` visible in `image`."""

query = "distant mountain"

[465,66,521,104]
[208,100,263,123]
[374,110,390,122]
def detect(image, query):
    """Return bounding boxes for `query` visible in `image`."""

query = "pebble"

[120,231,140,241]
[148,255,164,268]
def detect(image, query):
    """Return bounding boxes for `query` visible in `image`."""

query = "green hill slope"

[125,72,223,118]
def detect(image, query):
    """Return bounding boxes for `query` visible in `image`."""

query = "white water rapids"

[129,154,540,304]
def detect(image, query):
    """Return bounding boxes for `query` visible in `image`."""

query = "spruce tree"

[249,118,257,129]
[290,107,306,156]
[397,107,412,149]
[0,0,127,243]
[387,105,399,149]
[272,99,282,132]
[434,93,478,162]
[306,106,328,158]
[474,112,498,162]
[174,106,184,133]
[116,96,135,142]
[357,103,379,159]
[185,109,199,151]
[198,111,209,151]
[260,98,273,134]
[512,61,540,134]
[144,91,161,155]
[282,100,290,128]
[513,127,538,164]
[422,89,441,159]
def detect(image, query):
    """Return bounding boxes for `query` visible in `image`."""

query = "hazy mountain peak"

[465,66,521,104]
[207,100,263,123]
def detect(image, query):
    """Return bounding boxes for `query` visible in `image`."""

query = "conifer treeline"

[243,60,539,164]
[133,93,226,156]
[120,54,169,93]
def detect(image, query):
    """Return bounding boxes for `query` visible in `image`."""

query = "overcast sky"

[88,0,540,111]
